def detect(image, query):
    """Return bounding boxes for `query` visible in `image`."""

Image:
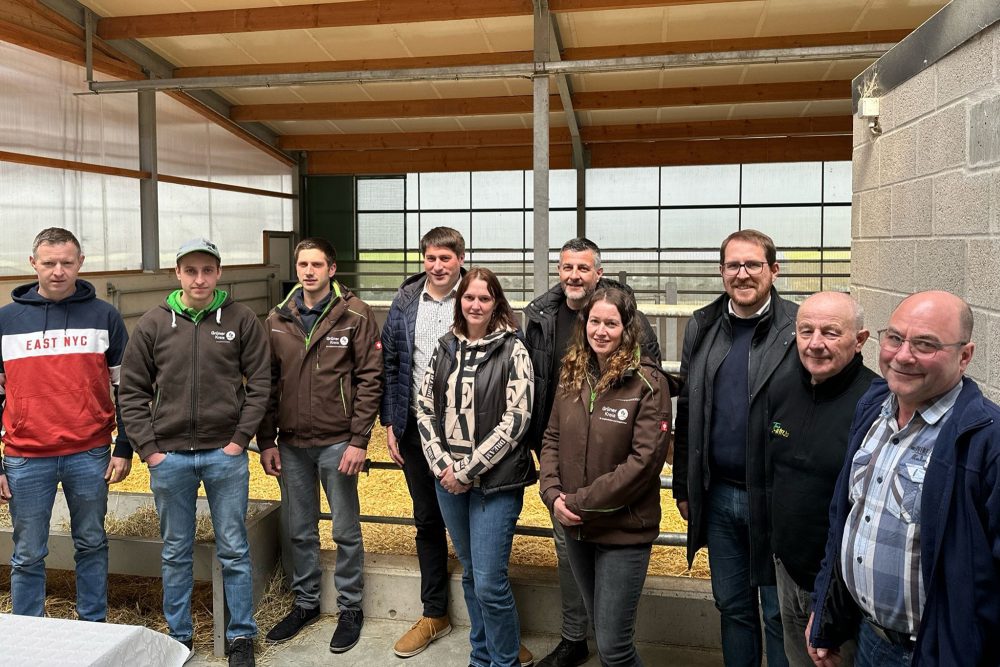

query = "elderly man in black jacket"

[523,237,660,667]
[673,229,797,667]
[767,291,875,666]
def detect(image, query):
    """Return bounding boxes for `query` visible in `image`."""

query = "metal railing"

[317,461,687,548]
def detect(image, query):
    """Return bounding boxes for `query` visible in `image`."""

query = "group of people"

[0,226,670,667]
[674,229,1000,667]
[1,224,998,667]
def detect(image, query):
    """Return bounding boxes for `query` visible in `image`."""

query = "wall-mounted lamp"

[858,97,882,136]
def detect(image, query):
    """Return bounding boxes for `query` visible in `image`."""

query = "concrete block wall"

[852,19,1000,401]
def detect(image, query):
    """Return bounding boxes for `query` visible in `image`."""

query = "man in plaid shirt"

[807,291,1000,666]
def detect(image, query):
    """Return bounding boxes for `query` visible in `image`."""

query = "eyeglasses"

[721,261,766,276]
[877,329,968,358]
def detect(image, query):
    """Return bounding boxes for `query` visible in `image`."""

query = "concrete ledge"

[321,551,722,650]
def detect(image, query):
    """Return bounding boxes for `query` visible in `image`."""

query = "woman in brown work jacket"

[539,287,672,667]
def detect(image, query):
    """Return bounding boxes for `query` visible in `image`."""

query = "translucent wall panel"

[586,167,659,207]
[524,169,578,210]
[158,182,211,266]
[0,41,139,170]
[156,94,211,179]
[0,163,141,274]
[662,165,740,206]
[823,162,852,203]
[358,177,405,211]
[417,212,471,246]
[661,208,740,248]
[472,211,525,249]
[741,206,822,247]
[547,211,578,250]
[823,206,852,247]
[419,173,471,210]
[472,171,523,209]
[742,162,822,204]
[359,212,404,250]
[586,210,659,248]
[157,183,290,267]
[207,123,288,192]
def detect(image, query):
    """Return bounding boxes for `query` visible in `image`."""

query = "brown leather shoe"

[519,643,535,667]
[393,615,452,658]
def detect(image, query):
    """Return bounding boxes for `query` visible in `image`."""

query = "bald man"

[766,292,876,667]
[808,291,1000,666]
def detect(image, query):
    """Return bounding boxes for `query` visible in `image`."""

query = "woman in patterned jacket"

[416,266,535,667]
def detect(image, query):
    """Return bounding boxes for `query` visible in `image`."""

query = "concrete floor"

[190,615,723,666]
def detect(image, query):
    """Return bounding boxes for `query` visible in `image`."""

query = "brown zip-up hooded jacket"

[256,281,384,451]
[539,357,672,545]
[120,295,270,461]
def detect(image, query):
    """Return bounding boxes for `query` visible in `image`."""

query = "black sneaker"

[537,638,589,667]
[179,638,193,665]
[329,608,364,653]
[265,605,321,643]
[228,637,255,667]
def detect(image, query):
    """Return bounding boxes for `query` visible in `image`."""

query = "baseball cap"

[176,238,221,262]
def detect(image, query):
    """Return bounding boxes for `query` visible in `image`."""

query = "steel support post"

[532,1,551,298]
[138,90,160,271]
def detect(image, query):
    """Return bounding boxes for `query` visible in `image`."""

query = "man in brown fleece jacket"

[120,238,270,667]
[256,237,383,654]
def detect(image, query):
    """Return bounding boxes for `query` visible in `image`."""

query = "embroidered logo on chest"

[326,335,349,348]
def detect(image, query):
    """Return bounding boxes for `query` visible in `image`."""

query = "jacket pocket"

[199,382,242,437]
[9,382,112,443]
[152,384,189,440]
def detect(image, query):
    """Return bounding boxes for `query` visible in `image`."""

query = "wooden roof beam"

[278,116,852,151]
[172,30,904,80]
[306,135,851,174]
[96,0,759,40]
[232,80,850,121]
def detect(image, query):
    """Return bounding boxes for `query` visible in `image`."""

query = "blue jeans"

[855,621,913,667]
[5,446,111,621]
[435,484,522,667]
[564,537,651,667]
[148,448,256,642]
[277,442,363,612]
[706,482,786,667]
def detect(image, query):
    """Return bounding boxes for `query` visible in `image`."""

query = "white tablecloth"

[0,614,190,666]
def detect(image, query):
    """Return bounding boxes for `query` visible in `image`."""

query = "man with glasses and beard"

[673,229,797,667]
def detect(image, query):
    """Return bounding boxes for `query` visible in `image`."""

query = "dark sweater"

[709,314,759,484]
[767,353,876,590]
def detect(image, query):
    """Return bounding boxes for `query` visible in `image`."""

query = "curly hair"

[452,267,519,337]
[558,288,642,397]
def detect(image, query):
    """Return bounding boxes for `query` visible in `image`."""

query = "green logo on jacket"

[770,421,790,438]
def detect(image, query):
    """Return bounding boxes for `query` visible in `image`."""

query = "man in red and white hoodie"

[0,227,132,622]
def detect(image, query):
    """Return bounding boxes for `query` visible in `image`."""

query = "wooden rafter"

[173,30,903,80]
[305,135,851,174]
[277,116,851,151]
[231,80,850,122]
[96,0,756,40]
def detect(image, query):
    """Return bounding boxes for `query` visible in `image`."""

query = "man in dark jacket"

[768,292,876,667]
[522,237,660,667]
[380,227,465,658]
[673,229,797,667]
[809,291,1000,667]
[121,238,270,667]
[257,238,383,653]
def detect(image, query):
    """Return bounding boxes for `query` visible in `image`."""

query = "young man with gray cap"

[120,238,270,667]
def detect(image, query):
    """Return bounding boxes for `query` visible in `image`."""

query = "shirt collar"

[421,281,457,303]
[294,288,332,315]
[728,296,771,319]
[882,377,965,426]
